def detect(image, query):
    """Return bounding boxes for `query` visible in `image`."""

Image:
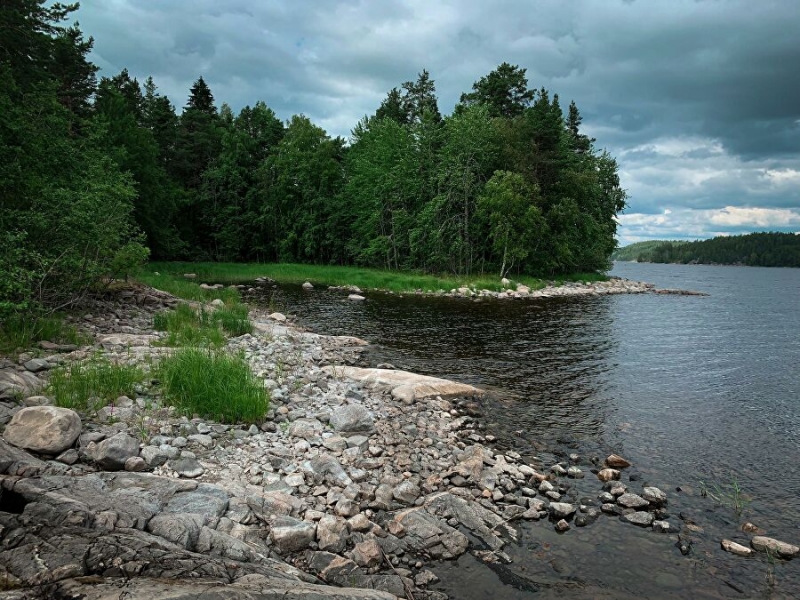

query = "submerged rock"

[597,468,620,482]
[606,454,632,468]
[722,539,753,557]
[751,536,800,558]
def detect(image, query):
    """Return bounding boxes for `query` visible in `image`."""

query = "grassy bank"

[143,262,607,294]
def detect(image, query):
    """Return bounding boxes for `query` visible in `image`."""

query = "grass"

[153,302,251,347]
[156,347,269,424]
[0,314,90,355]
[136,269,241,303]
[699,475,751,516]
[143,261,608,295]
[47,357,145,410]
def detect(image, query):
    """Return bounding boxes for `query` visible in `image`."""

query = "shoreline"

[0,285,749,600]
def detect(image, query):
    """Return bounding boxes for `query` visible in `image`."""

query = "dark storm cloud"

[74,0,800,242]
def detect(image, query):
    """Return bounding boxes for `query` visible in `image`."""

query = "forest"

[1,1,627,318]
[613,233,800,267]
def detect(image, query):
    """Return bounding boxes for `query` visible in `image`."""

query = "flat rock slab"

[97,333,158,348]
[322,366,483,403]
[751,536,800,558]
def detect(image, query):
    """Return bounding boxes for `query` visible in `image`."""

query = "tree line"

[613,233,800,267]
[1,1,627,317]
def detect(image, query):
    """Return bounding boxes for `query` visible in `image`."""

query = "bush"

[156,348,268,424]
[0,314,89,355]
[48,357,145,410]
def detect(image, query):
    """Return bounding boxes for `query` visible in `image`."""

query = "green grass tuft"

[136,270,240,303]
[47,357,145,410]
[153,302,251,347]
[143,261,607,296]
[156,348,268,424]
[0,314,89,355]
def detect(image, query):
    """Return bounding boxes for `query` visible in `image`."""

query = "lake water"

[250,263,800,599]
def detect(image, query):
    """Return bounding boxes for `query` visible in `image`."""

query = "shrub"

[156,348,268,424]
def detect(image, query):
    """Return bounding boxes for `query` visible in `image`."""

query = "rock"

[622,511,655,527]
[247,491,303,520]
[549,502,576,519]
[334,498,360,518]
[168,456,204,478]
[555,519,570,532]
[271,516,316,553]
[140,445,168,467]
[742,522,766,535]
[351,538,383,568]
[722,539,753,556]
[415,570,439,586]
[56,448,79,465]
[22,395,52,407]
[751,536,800,558]
[329,404,375,434]
[317,515,350,553]
[2,406,81,454]
[606,454,632,468]
[0,369,42,399]
[348,294,366,301]
[304,455,353,487]
[348,513,372,532]
[269,312,287,322]
[501,278,511,287]
[393,480,421,505]
[575,509,600,527]
[23,358,50,373]
[395,508,469,559]
[288,418,324,440]
[617,493,649,509]
[642,486,668,506]
[302,281,314,290]
[652,520,676,533]
[597,468,620,482]
[94,432,140,470]
[210,298,225,307]
[124,456,147,472]
[424,492,511,551]
[567,466,584,478]
[183,273,196,278]
[322,366,484,404]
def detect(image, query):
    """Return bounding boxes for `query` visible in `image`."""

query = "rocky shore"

[0,285,787,599]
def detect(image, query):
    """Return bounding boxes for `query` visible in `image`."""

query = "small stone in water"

[721,539,753,557]
[597,468,620,482]
[555,519,570,532]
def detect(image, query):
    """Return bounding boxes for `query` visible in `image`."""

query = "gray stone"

[555,519,570,532]
[304,454,353,487]
[0,369,42,399]
[652,520,675,533]
[351,538,382,567]
[392,480,421,505]
[56,448,79,465]
[329,404,374,434]
[348,294,366,301]
[317,515,350,553]
[288,418,324,439]
[549,502,577,519]
[622,511,655,527]
[247,491,303,520]
[22,395,52,407]
[167,456,204,478]
[617,493,649,509]
[271,516,316,553]
[94,432,140,470]
[188,433,214,448]
[302,281,314,290]
[642,486,668,506]
[2,405,81,454]
[23,358,50,373]
[124,456,147,472]
[140,445,168,467]
[163,485,229,518]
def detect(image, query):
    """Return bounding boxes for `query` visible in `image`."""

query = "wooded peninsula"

[613,232,800,267]
[1,2,627,320]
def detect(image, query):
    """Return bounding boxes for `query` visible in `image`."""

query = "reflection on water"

[248,263,800,599]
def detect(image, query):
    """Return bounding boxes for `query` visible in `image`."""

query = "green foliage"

[0,314,89,355]
[614,233,800,267]
[700,475,751,516]
[48,357,145,410]
[156,348,269,424]
[3,0,625,303]
[152,302,251,347]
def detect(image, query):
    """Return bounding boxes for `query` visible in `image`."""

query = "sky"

[74,0,800,246]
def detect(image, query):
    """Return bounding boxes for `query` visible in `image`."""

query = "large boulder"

[270,516,316,553]
[2,406,81,454]
[94,432,140,470]
[0,369,42,400]
[329,405,374,434]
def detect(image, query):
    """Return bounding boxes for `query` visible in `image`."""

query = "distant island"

[613,232,800,267]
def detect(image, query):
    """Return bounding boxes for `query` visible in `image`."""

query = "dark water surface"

[250,263,800,599]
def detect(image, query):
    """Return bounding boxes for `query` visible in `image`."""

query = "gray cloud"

[74,0,800,242]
